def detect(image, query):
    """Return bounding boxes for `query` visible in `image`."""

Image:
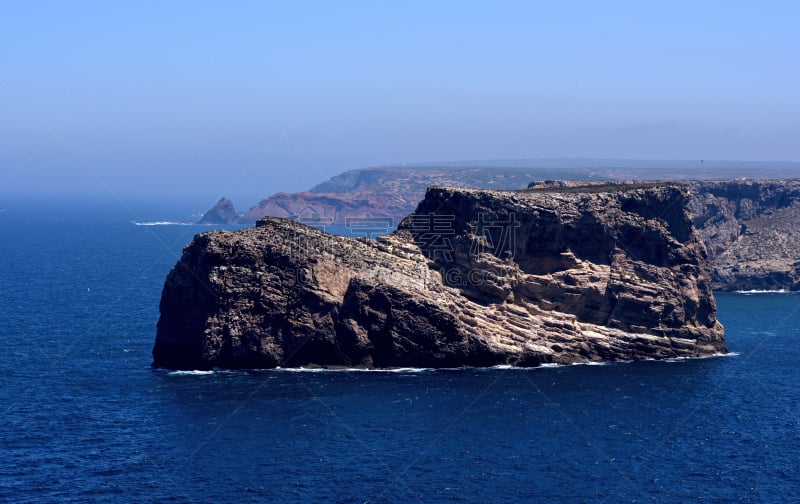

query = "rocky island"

[154,182,726,370]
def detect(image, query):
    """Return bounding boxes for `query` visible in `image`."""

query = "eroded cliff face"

[154,183,725,370]
[688,180,800,291]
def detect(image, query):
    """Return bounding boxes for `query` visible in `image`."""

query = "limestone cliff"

[688,180,800,291]
[154,183,725,370]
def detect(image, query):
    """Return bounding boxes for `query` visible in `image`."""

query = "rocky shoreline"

[155,183,726,370]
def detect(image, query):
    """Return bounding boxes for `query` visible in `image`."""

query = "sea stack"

[198,197,241,225]
[154,182,726,370]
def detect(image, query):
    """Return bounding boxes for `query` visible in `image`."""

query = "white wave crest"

[661,352,738,363]
[132,221,198,226]
[272,366,431,373]
[166,353,736,376]
[168,370,215,376]
[734,289,795,295]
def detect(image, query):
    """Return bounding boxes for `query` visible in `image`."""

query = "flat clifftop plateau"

[154,183,725,370]
[688,180,800,291]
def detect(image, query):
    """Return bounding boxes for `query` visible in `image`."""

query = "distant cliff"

[240,191,416,226]
[199,162,800,226]
[155,183,725,370]
[238,167,559,225]
[688,180,800,291]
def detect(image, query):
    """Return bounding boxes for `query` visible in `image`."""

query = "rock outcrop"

[154,183,725,370]
[198,197,241,225]
[688,180,800,291]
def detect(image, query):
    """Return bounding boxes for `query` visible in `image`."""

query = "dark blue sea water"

[1,203,799,503]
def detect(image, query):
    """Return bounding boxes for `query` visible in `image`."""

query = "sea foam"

[167,370,215,376]
[132,221,198,226]
[734,289,795,295]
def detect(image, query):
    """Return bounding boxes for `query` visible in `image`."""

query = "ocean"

[1,202,799,503]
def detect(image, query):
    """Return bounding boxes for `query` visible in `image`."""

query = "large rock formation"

[688,180,800,291]
[197,166,800,292]
[198,197,241,225]
[154,183,725,370]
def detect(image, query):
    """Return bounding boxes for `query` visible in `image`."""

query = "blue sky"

[1,1,798,207]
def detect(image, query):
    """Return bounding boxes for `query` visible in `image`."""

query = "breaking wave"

[734,289,796,295]
[132,220,198,226]
[167,370,215,376]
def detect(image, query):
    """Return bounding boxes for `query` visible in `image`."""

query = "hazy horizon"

[2,2,798,209]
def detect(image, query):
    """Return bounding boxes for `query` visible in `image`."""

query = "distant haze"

[1,2,798,209]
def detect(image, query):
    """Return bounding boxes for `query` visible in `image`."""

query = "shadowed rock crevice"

[154,183,726,370]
